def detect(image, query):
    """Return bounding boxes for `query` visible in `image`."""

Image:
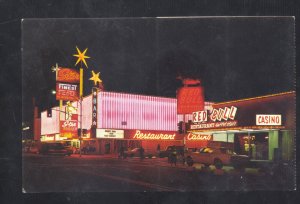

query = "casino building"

[186,91,295,162]
[40,90,213,154]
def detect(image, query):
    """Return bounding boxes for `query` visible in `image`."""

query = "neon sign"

[56,83,79,101]
[92,88,98,127]
[256,114,282,126]
[177,86,204,114]
[190,121,238,130]
[210,106,237,122]
[133,130,176,140]
[192,106,238,123]
[187,132,212,141]
[57,68,80,83]
[60,120,78,137]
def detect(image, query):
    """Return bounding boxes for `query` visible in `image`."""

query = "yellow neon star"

[89,70,102,85]
[73,46,90,68]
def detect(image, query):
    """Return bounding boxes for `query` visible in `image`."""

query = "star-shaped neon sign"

[51,63,60,72]
[89,70,102,86]
[73,46,90,68]
[51,63,60,79]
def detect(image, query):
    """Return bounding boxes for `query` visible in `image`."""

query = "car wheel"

[214,159,223,169]
[186,157,194,166]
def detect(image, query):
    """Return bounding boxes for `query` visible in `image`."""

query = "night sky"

[22,17,295,123]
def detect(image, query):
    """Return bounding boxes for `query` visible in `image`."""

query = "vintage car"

[185,147,249,169]
[123,148,155,158]
[39,143,71,156]
[158,145,185,158]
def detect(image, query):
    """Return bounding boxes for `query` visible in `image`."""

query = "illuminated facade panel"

[97,92,178,131]
[41,107,60,135]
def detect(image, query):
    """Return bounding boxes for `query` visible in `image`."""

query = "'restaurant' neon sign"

[133,130,176,140]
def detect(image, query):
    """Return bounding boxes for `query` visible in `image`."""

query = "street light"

[51,90,56,95]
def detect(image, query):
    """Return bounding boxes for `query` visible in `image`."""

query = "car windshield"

[199,148,213,153]
[220,148,235,154]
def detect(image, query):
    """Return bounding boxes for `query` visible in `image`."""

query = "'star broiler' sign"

[57,68,80,83]
[56,68,80,101]
[60,120,78,138]
[56,83,79,101]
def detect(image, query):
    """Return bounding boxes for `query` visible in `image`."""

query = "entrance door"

[104,143,110,154]
[252,133,269,160]
[235,132,269,160]
[114,140,129,153]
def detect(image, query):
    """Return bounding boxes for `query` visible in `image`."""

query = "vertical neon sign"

[92,87,98,128]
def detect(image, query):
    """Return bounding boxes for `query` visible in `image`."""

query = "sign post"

[89,70,103,139]
[73,46,90,157]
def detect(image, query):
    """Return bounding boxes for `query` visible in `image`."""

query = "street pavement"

[22,153,294,192]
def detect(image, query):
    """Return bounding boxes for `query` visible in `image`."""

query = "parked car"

[39,143,71,156]
[158,145,185,158]
[185,147,249,169]
[123,148,154,158]
[26,142,41,154]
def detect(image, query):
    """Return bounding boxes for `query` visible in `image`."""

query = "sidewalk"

[70,153,119,159]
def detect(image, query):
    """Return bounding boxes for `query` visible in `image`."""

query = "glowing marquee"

[60,120,78,138]
[193,106,238,123]
[57,68,80,83]
[133,130,176,140]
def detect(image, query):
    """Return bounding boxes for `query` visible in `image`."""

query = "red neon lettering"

[198,112,201,122]
[229,106,237,120]
[210,109,218,121]
[203,111,207,122]
[192,112,197,122]
[271,116,275,124]
[222,107,230,120]
[217,108,224,121]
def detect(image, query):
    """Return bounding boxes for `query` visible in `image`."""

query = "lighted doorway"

[234,132,269,160]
